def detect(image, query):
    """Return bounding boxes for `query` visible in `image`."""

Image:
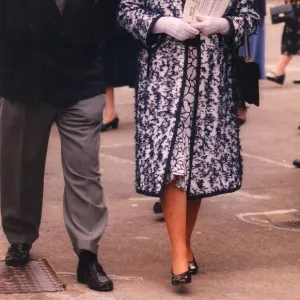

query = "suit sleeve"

[0,0,4,79]
[117,0,162,48]
[224,0,260,48]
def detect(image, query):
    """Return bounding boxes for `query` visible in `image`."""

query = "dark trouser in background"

[0,95,107,254]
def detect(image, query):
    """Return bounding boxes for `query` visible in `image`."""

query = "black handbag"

[270,4,295,24]
[233,32,261,107]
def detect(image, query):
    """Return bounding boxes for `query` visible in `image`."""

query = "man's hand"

[153,17,199,41]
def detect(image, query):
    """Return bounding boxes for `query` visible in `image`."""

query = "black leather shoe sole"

[5,258,29,267]
[77,274,113,292]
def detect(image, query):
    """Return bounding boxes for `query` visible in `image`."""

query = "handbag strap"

[244,30,251,61]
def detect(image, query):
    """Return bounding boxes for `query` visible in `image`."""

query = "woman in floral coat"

[119,0,259,285]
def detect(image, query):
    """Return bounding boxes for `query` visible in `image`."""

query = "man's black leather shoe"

[77,260,113,292]
[293,159,300,168]
[5,244,31,267]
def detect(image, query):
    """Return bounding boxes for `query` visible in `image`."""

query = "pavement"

[1,11,300,300]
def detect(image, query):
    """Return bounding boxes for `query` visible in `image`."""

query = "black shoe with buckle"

[77,260,113,292]
[188,257,199,275]
[171,270,192,286]
[5,244,31,267]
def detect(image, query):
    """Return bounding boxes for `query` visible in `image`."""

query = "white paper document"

[183,0,230,23]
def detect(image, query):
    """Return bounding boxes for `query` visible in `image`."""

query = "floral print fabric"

[167,47,197,190]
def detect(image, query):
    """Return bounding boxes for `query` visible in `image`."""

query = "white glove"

[191,15,230,36]
[153,17,199,41]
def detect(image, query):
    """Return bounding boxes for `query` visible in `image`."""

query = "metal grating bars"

[0,259,65,294]
[272,221,300,230]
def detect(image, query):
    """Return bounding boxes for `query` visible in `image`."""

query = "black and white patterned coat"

[118,0,259,199]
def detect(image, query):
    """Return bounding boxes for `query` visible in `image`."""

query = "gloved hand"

[191,15,230,36]
[153,17,199,41]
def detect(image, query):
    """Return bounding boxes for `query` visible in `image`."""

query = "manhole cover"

[237,209,300,231]
[0,259,65,294]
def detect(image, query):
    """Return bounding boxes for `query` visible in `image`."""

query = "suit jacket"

[0,0,112,106]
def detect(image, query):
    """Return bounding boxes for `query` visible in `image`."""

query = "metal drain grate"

[272,221,300,229]
[237,209,300,231]
[0,259,65,294]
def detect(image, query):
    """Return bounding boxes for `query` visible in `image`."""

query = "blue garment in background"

[55,0,65,14]
[240,17,266,79]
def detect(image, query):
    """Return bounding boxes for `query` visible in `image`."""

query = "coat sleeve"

[117,0,162,48]
[224,0,260,48]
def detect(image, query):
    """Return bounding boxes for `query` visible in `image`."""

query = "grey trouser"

[0,95,107,254]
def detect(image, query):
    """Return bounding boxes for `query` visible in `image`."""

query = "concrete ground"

[1,10,300,300]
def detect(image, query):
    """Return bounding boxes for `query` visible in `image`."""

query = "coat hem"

[136,184,242,200]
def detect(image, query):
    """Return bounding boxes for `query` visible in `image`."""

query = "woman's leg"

[237,107,247,124]
[103,87,117,124]
[236,93,247,124]
[162,183,188,275]
[186,199,202,262]
[273,54,293,76]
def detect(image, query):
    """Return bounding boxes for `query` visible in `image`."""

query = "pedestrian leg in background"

[266,54,292,85]
[293,124,300,168]
[267,1,300,85]
[56,94,113,292]
[0,99,56,266]
[153,198,163,214]
[100,87,119,132]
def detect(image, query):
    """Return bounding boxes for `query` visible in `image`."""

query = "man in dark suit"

[0,0,113,292]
